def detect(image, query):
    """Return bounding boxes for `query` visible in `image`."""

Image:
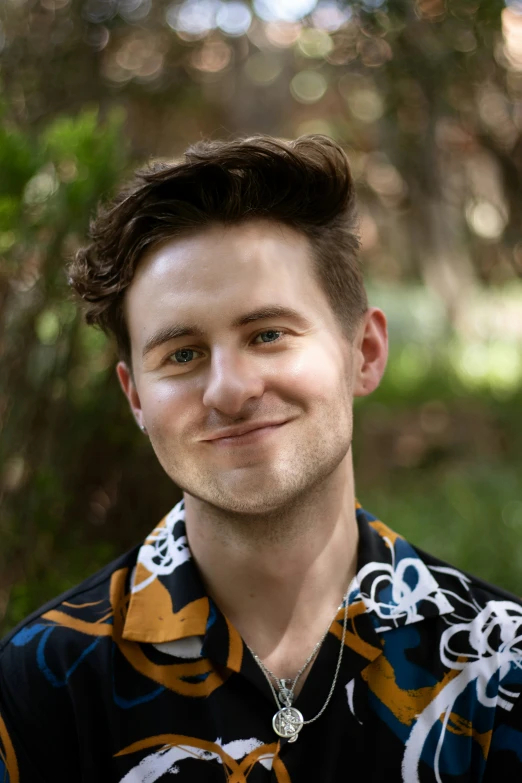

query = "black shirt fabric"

[1,500,522,782]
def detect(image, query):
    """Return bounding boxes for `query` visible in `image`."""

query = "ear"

[352,307,388,398]
[116,361,145,431]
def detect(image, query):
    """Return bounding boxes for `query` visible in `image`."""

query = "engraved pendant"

[272,707,304,743]
[278,681,293,707]
[278,687,293,706]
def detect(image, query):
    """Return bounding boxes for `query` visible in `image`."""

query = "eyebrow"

[142,306,311,359]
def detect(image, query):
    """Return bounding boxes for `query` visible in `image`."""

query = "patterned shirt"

[1,500,522,782]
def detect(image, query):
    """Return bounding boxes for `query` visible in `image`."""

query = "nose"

[202,349,265,416]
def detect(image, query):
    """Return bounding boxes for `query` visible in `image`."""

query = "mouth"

[205,422,288,446]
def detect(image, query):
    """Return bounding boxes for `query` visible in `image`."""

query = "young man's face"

[118,220,387,515]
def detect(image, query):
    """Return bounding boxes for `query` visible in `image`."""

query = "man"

[1,135,521,782]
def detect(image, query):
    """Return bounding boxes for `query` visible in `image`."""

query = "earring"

[140,424,147,434]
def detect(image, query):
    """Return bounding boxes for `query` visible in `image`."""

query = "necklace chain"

[246,584,351,740]
[249,599,342,706]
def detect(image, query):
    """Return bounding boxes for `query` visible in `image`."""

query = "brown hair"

[68,134,367,366]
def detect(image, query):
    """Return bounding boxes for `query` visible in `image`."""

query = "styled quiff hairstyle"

[68,134,367,366]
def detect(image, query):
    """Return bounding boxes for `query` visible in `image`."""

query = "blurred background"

[1,0,522,635]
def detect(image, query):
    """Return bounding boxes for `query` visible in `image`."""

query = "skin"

[117,219,388,691]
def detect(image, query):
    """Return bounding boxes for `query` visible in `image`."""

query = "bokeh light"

[297,28,333,58]
[119,0,151,22]
[167,0,220,37]
[290,70,328,103]
[216,1,252,35]
[466,201,507,240]
[265,21,302,47]
[503,5,522,70]
[254,0,318,23]
[190,40,232,72]
[244,52,282,84]
[82,0,118,24]
[296,118,334,136]
[311,2,351,32]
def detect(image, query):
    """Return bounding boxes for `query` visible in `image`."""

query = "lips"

[204,421,287,442]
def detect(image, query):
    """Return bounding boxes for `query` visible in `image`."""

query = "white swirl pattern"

[402,601,522,783]
[119,737,274,782]
[132,500,189,594]
[352,535,454,631]
[349,531,522,783]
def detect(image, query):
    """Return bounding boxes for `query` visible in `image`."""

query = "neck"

[183,453,359,680]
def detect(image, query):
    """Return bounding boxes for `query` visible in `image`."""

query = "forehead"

[124,220,334,338]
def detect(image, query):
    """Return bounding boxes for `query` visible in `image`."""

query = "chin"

[183,478,304,517]
[173,441,350,516]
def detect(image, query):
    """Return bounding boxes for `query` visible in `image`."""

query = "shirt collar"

[353,504,455,632]
[122,500,455,648]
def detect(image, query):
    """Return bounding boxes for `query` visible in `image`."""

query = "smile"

[207,422,287,447]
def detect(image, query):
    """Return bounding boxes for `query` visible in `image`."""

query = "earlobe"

[116,361,144,429]
[353,308,388,398]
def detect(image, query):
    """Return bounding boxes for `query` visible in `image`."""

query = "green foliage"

[0,107,133,637]
[0,122,39,199]
[42,108,128,222]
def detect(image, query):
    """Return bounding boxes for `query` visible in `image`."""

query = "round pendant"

[272,707,304,741]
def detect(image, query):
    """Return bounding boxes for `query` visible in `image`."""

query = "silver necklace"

[247,587,350,743]
[250,601,341,706]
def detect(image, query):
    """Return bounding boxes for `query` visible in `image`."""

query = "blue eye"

[256,330,282,343]
[172,349,197,364]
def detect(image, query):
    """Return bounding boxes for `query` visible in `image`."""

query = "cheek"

[276,347,348,403]
[140,381,197,433]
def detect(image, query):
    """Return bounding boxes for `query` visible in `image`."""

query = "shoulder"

[358,507,522,630]
[409,544,522,771]
[408,542,522,714]
[410,541,522,610]
[0,547,140,780]
[0,543,140,664]
[0,544,139,764]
